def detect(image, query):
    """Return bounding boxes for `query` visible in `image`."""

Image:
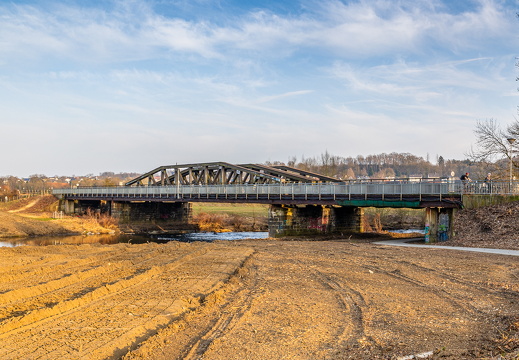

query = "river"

[0,231,270,247]
[0,229,425,247]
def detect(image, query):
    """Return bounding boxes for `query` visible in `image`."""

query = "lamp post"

[507,138,516,192]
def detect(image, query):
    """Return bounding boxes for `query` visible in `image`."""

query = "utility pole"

[507,138,516,192]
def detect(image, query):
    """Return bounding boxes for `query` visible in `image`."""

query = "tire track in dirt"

[0,245,208,359]
[0,262,135,323]
[0,249,180,324]
[304,263,377,349]
[0,265,163,340]
[0,243,253,360]
[178,254,258,360]
[0,244,157,290]
[361,262,485,320]
[328,250,505,319]
[42,295,192,360]
[360,258,516,319]
[394,259,519,296]
[89,246,254,360]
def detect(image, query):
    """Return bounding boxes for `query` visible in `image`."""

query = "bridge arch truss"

[125,162,339,187]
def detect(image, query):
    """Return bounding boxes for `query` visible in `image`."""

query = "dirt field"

[0,239,517,360]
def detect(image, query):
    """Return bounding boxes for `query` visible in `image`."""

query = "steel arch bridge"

[125,162,339,187]
[53,161,517,240]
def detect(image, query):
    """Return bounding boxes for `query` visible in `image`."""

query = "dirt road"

[1,239,518,359]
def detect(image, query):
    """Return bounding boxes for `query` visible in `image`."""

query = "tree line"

[0,148,511,199]
[267,151,488,181]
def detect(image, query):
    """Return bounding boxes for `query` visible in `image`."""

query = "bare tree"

[468,119,516,163]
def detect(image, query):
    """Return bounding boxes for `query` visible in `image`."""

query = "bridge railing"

[52,179,518,198]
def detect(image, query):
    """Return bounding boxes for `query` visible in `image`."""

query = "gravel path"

[374,239,519,256]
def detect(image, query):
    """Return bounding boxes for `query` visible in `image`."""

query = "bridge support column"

[110,201,193,231]
[329,206,364,234]
[268,205,364,237]
[425,207,454,243]
[268,205,327,237]
[61,199,76,214]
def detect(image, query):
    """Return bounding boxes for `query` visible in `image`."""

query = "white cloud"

[0,0,518,176]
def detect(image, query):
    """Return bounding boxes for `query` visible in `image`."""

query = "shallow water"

[388,229,425,234]
[0,231,269,247]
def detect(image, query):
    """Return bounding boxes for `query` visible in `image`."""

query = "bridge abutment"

[60,199,110,215]
[60,199,194,232]
[268,204,364,237]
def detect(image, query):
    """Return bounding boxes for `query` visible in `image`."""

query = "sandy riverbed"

[0,239,517,359]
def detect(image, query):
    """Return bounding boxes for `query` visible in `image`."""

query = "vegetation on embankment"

[0,195,118,238]
[448,201,519,250]
[462,194,519,208]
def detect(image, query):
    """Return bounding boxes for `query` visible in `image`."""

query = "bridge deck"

[53,181,473,208]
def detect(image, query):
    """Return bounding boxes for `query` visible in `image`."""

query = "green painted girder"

[336,199,422,208]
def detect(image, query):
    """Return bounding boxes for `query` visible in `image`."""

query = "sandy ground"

[1,196,518,359]
[0,239,517,360]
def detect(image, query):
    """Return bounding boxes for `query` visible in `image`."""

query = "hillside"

[0,195,117,238]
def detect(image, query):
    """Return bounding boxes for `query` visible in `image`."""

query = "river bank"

[0,195,117,238]
[0,195,411,240]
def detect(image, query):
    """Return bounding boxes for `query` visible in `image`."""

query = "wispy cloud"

[257,90,313,104]
[1,0,516,68]
[329,56,512,104]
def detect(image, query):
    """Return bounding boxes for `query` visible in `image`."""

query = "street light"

[507,137,516,191]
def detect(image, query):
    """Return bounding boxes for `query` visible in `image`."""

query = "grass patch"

[191,203,268,217]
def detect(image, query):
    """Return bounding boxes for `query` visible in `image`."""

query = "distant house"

[46,182,69,189]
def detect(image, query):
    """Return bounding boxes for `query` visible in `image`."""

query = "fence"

[0,190,53,203]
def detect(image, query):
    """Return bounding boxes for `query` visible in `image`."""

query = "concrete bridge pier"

[329,206,365,234]
[425,207,455,243]
[110,201,192,229]
[268,204,364,237]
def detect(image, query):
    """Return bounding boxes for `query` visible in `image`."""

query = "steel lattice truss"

[125,162,340,186]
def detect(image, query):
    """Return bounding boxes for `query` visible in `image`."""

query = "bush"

[194,212,229,232]
[84,208,118,230]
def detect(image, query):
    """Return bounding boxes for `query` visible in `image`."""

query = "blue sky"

[1,0,519,177]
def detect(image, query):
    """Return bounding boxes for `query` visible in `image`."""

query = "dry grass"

[193,212,265,232]
[84,208,119,230]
